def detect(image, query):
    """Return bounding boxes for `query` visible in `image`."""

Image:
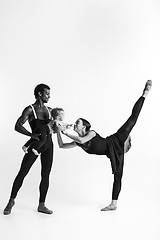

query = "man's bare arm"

[15,106,39,140]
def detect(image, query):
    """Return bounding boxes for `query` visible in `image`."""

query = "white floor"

[1,197,159,240]
[1,142,159,240]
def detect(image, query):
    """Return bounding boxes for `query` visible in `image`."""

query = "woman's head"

[74,118,91,134]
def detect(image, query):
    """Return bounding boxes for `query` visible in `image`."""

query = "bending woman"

[56,80,152,211]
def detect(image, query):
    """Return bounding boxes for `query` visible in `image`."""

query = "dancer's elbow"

[58,143,64,148]
[14,123,21,133]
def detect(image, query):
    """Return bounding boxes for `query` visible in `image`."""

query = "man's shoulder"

[22,105,34,115]
[24,104,33,111]
[46,106,52,111]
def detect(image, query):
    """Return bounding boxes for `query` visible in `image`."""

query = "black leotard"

[76,132,107,155]
[76,96,145,200]
[76,131,124,174]
[10,105,53,203]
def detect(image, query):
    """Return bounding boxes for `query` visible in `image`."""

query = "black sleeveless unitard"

[76,132,124,174]
[76,96,145,200]
[10,105,53,203]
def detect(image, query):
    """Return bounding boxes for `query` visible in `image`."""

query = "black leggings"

[112,96,145,200]
[10,136,53,203]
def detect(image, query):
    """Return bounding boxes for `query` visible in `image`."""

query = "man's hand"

[31,133,41,140]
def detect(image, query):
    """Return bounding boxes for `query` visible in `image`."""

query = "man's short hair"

[34,84,50,99]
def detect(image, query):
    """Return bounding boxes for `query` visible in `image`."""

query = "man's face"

[41,88,50,103]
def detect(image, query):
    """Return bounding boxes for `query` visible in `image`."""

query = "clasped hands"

[57,123,73,134]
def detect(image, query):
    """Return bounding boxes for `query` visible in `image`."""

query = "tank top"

[76,131,124,174]
[76,132,108,155]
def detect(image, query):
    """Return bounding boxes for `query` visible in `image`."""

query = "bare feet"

[22,146,29,153]
[101,204,117,211]
[32,148,39,155]
[142,80,152,97]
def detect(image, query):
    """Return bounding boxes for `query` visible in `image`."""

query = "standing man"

[4,84,54,215]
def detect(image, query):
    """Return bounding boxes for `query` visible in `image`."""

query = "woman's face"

[74,119,84,133]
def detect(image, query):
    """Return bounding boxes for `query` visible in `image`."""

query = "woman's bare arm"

[62,130,96,144]
[57,131,77,149]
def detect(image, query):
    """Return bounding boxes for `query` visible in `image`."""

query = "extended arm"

[62,130,96,144]
[57,131,77,149]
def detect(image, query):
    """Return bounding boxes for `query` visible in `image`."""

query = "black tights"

[112,96,145,200]
[10,136,53,203]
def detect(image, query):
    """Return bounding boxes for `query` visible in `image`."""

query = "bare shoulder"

[21,105,33,115]
[20,105,34,121]
[89,130,96,137]
[15,105,33,125]
[23,105,33,115]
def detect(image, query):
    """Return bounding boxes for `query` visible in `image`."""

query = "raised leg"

[117,80,152,143]
[101,80,152,211]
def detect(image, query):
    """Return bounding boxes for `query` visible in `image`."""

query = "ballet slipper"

[101,204,117,211]
[37,203,53,214]
[3,198,15,215]
[143,80,152,93]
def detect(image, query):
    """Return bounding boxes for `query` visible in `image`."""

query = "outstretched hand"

[64,123,73,129]
[57,123,73,132]
[57,124,66,132]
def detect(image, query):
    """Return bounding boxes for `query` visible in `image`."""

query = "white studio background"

[0,1,160,240]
